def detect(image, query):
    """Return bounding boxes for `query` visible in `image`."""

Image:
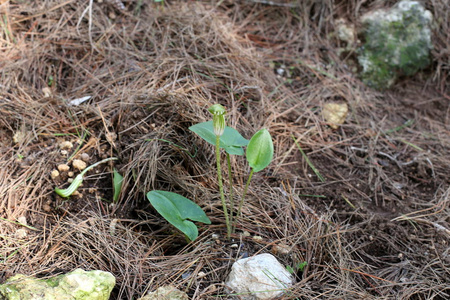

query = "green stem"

[215,135,231,238]
[226,153,234,231]
[235,168,254,231]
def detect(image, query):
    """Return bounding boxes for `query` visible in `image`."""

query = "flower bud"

[208,104,226,136]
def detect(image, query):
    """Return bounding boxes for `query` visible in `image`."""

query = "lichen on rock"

[0,269,115,300]
[357,0,433,90]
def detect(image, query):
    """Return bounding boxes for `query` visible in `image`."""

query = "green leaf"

[113,168,123,203]
[189,121,249,155]
[146,190,211,241]
[246,128,274,172]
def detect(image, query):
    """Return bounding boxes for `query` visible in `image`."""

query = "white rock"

[57,164,70,172]
[51,169,60,179]
[72,159,87,171]
[225,253,293,300]
[59,141,74,150]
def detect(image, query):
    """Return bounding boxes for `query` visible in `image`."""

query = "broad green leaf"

[189,121,249,155]
[146,190,211,241]
[246,128,274,172]
[113,168,123,203]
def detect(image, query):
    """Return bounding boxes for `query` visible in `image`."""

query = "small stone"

[230,244,238,248]
[67,178,74,183]
[51,170,60,179]
[272,243,291,255]
[17,216,27,226]
[242,231,251,237]
[15,229,27,239]
[59,141,73,150]
[57,164,70,172]
[253,235,263,242]
[80,153,90,162]
[225,253,293,300]
[322,102,348,129]
[197,271,206,279]
[138,285,189,300]
[72,159,87,171]
[211,233,220,239]
[68,172,74,177]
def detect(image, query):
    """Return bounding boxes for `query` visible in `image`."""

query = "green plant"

[146,191,211,241]
[55,157,117,198]
[112,168,123,203]
[189,104,274,238]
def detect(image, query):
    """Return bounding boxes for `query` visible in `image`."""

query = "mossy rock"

[357,0,433,90]
[0,269,115,300]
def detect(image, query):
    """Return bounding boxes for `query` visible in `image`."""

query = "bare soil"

[1,1,449,299]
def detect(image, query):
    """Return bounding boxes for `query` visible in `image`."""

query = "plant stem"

[235,168,254,231]
[215,135,231,238]
[226,153,234,230]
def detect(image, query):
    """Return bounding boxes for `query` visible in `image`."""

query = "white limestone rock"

[225,253,293,300]
[0,268,115,300]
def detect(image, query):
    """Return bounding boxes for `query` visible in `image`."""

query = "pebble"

[15,229,28,238]
[253,235,263,242]
[72,159,87,171]
[68,171,74,177]
[60,141,73,150]
[17,216,27,226]
[57,164,70,172]
[272,243,291,255]
[51,170,60,179]
[80,153,90,162]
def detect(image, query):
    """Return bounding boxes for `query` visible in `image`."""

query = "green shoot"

[291,135,325,182]
[55,157,117,198]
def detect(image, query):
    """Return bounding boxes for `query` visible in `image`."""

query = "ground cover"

[0,0,448,299]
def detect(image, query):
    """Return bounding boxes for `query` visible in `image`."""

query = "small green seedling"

[146,190,211,241]
[55,157,117,198]
[286,261,307,274]
[189,104,274,238]
[112,168,124,203]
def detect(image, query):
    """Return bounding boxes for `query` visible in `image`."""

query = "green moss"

[357,1,432,90]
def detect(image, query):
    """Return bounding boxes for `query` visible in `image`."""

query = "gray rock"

[138,285,189,300]
[225,253,293,300]
[357,0,433,90]
[0,268,115,300]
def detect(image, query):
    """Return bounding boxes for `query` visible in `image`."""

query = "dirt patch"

[1,0,449,299]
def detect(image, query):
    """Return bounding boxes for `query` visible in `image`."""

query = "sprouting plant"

[146,191,211,241]
[112,168,123,203]
[55,157,117,198]
[189,104,274,238]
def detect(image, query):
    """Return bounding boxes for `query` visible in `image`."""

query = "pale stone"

[80,153,90,162]
[51,169,60,179]
[225,253,294,300]
[15,229,28,239]
[0,268,115,300]
[138,285,189,300]
[322,102,348,129]
[59,141,74,150]
[57,164,70,172]
[72,159,87,171]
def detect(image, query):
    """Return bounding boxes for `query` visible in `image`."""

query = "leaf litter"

[0,0,449,299]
